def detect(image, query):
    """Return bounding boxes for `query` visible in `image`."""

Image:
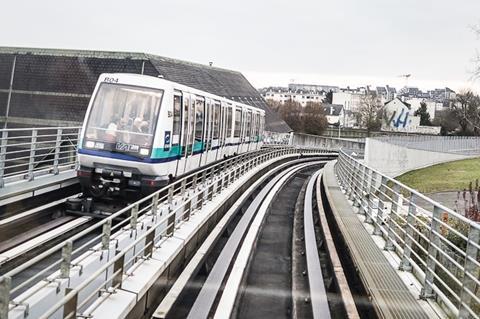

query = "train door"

[172,92,182,177]
[203,98,212,166]
[234,107,242,155]
[176,93,192,176]
[185,96,203,172]
[213,101,221,161]
[218,102,227,159]
[238,108,245,154]
[225,104,233,156]
[246,110,252,152]
[194,96,206,168]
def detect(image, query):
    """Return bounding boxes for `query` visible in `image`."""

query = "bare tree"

[303,102,328,135]
[358,92,383,135]
[452,90,480,135]
[266,99,328,135]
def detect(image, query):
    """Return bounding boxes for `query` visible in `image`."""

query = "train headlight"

[85,140,95,148]
[140,148,150,156]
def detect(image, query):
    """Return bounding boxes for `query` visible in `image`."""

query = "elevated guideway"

[1,126,462,319]
[0,147,337,319]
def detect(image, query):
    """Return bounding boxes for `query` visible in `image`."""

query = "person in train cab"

[105,114,120,142]
[133,117,143,133]
[131,118,149,146]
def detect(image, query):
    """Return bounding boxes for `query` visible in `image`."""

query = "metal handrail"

[336,150,480,319]
[0,126,81,188]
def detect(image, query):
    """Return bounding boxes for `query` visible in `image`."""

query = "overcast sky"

[2,0,480,91]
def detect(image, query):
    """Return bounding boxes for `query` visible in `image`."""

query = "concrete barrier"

[364,138,475,177]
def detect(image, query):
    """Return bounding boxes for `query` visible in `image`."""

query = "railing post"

[365,170,377,224]
[63,288,78,319]
[27,129,37,181]
[144,227,155,258]
[421,205,442,299]
[181,179,187,198]
[184,199,192,220]
[385,183,400,251]
[53,128,62,175]
[192,174,198,189]
[0,276,11,319]
[458,225,480,318]
[101,219,112,250]
[130,204,139,229]
[399,193,415,271]
[152,193,159,215]
[0,131,8,188]
[168,185,174,205]
[112,255,125,288]
[60,241,73,278]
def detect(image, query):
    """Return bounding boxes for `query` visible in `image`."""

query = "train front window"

[84,83,163,155]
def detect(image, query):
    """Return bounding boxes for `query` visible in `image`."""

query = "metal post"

[365,170,377,224]
[0,131,8,188]
[63,288,78,319]
[168,185,174,205]
[458,225,480,318]
[167,208,176,236]
[385,184,400,251]
[101,219,112,250]
[399,194,416,271]
[112,255,125,288]
[359,167,370,215]
[60,241,73,278]
[192,174,198,189]
[4,55,16,129]
[144,227,155,258]
[374,198,384,236]
[53,128,63,175]
[421,205,442,299]
[184,200,192,220]
[152,193,159,215]
[27,129,37,181]
[181,179,187,198]
[0,276,11,319]
[130,204,139,229]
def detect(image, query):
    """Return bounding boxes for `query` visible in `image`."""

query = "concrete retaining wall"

[364,138,473,177]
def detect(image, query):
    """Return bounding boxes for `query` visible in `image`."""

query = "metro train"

[77,73,266,197]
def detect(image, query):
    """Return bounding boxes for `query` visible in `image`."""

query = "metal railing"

[372,135,480,156]
[0,146,335,319]
[0,127,81,188]
[336,150,480,318]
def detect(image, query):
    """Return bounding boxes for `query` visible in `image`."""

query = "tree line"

[267,100,329,135]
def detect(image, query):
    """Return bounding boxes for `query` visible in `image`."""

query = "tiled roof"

[0,47,291,132]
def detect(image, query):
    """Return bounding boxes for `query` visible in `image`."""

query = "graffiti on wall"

[386,108,412,128]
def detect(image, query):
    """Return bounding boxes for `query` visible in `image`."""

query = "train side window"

[226,106,232,138]
[195,98,205,143]
[173,95,181,145]
[234,108,241,137]
[213,102,221,139]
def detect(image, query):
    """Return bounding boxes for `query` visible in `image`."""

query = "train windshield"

[84,83,163,156]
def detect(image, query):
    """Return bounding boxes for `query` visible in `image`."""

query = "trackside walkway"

[322,161,432,319]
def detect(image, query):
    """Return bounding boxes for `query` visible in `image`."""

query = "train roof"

[99,73,265,114]
[0,46,291,132]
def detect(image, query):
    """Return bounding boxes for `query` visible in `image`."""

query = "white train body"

[77,73,265,195]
